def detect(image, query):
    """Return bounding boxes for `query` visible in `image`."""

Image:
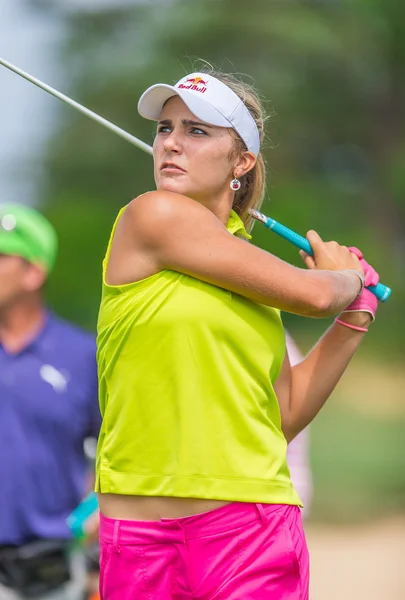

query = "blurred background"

[1,0,404,598]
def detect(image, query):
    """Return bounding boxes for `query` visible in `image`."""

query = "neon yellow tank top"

[95,205,302,507]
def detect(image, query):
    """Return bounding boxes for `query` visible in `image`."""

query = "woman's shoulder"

[128,190,207,217]
[125,190,220,241]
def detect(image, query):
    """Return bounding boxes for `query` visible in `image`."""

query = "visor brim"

[138,84,233,129]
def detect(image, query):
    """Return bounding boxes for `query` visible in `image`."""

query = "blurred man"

[285,331,313,518]
[0,204,100,600]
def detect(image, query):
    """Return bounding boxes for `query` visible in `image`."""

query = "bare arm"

[121,191,363,318]
[275,312,371,442]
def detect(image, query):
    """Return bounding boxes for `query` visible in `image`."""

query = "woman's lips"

[161,163,186,173]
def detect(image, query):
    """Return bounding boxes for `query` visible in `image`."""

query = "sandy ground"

[306,517,405,600]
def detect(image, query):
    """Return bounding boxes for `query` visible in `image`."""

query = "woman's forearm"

[285,312,371,441]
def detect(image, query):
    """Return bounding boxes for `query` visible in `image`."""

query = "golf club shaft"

[0,57,153,156]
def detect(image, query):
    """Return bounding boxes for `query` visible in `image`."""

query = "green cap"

[0,203,58,273]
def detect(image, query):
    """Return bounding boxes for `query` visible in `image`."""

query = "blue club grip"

[262,217,392,302]
[66,491,98,539]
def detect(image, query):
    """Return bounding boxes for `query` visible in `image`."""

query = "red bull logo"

[177,76,208,94]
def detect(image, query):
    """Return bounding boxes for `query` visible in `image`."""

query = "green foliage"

[32,0,404,353]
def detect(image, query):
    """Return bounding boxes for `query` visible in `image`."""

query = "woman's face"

[153,96,237,203]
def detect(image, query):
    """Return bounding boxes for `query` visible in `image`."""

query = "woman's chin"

[158,181,188,195]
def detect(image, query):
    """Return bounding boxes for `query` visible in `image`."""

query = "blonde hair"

[198,64,269,234]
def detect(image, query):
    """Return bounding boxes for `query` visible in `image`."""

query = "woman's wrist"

[343,269,365,298]
[336,311,372,330]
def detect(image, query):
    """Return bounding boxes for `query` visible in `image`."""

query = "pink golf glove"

[343,247,379,321]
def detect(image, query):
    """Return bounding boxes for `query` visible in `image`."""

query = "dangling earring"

[230,177,241,191]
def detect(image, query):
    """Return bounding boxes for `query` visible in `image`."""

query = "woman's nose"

[164,131,183,153]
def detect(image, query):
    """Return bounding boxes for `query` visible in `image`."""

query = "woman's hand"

[299,230,365,276]
[339,247,379,324]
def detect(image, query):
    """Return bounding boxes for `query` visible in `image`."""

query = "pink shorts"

[99,502,309,599]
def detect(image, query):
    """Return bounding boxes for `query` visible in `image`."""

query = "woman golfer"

[96,67,379,599]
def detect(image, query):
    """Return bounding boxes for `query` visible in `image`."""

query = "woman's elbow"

[280,409,298,443]
[282,419,299,444]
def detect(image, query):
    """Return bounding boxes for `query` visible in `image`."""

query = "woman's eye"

[157,126,171,134]
[190,127,207,135]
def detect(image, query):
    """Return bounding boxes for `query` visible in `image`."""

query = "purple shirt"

[0,312,100,544]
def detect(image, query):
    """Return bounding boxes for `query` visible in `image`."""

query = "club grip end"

[367,282,392,303]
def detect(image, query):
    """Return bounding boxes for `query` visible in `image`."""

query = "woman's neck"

[192,188,234,226]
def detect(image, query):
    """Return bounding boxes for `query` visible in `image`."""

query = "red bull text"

[177,76,208,94]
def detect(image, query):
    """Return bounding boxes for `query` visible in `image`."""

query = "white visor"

[138,72,260,156]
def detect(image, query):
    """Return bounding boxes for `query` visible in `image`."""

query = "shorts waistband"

[100,501,293,547]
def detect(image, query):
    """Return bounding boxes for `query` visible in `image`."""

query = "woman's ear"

[234,151,256,178]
